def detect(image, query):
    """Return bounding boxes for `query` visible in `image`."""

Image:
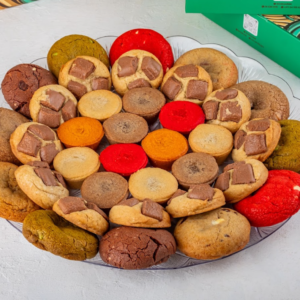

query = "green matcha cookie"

[265,120,300,172]
[47,34,109,77]
[23,210,98,260]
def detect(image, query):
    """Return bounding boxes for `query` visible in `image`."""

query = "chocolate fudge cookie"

[99,227,176,269]
[1,64,57,118]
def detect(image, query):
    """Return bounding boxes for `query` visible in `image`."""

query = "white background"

[0,0,300,299]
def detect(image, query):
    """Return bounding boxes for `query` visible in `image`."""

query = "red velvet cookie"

[100,144,148,177]
[109,29,174,73]
[159,101,205,135]
[234,170,300,227]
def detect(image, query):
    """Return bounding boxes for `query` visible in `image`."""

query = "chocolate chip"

[118,56,138,77]
[219,101,242,123]
[34,167,58,186]
[26,161,50,168]
[162,77,181,100]
[187,184,214,200]
[141,199,164,221]
[58,197,87,214]
[128,78,151,90]
[214,172,230,191]
[67,80,87,99]
[223,161,245,172]
[17,132,42,157]
[53,171,67,188]
[38,107,61,128]
[117,198,140,207]
[41,90,65,111]
[234,130,247,149]
[246,119,270,132]
[215,89,238,100]
[28,124,55,141]
[19,81,28,91]
[203,100,219,120]
[175,65,198,78]
[141,57,161,81]
[231,163,256,185]
[40,143,59,164]
[92,77,109,91]
[69,58,95,80]
[244,134,267,156]
[61,100,76,122]
[186,80,208,100]
[86,202,108,220]
[224,234,230,237]
[167,189,186,205]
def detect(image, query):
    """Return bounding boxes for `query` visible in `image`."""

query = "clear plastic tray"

[3,36,299,270]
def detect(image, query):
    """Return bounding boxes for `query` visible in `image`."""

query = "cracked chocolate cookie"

[1,64,57,118]
[99,226,176,269]
[161,64,213,105]
[15,161,69,210]
[0,162,40,222]
[174,208,251,260]
[23,210,99,260]
[111,50,163,96]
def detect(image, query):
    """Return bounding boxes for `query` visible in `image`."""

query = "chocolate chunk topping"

[231,163,256,185]
[162,77,181,100]
[244,134,268,156]
[223,161,246,172]
[118,56,138,77]
[38,107,61,128]
[69,58,95,80]
[53,171,67,188]
[117,198,140,207]
[86,202,108,220]
[128,78,151,90]
[203,100,219,120]
[175,65,198,78]
[40,143,59,164]
[61,100,76,122]
[27,161,50,168]
[58,197,87,214]
[214,172,230,191]
[67,80,87,99]
[186,80,208,100]
[219,101,242,123]
[41,90,65,111]
[167,189,186,205]
[234,130,247,149]
[141,199,164,221]
[34,167,58,186]
[28,124,55,141]
[19,80,28,91]
[187,184,214,200]
[92,77,109,91]
[141,57,161,80]
[215,89,238,100]
[246,119,270,132]
[17,132,42,157]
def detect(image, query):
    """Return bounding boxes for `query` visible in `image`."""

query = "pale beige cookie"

[202,88,251,133]
[109,198,171,228]
[78,90,122,122]
[15,161,69,210]
[232,118,281,162]
[161,64,213,105]
[59,56,111,99]
[53,197,109,236]
[10,122,63,165]
[166,185,225,218]
[111,50,163,96]
[214,159,268,204]
[129,167,178,204]
[174,208,251,260]
[189,124,233,165]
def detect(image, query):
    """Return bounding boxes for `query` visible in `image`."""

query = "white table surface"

[0,0,300,299]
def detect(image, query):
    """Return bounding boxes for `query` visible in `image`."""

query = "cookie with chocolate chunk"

[214,159,268,203]
[1,64,57,118]
[109,198,171,228]
[111,50,163,96]
[202,88,251,133]
[161,64,213,106]
[15,161,69,210]
[53,197,109,236]
[232,118,281,162]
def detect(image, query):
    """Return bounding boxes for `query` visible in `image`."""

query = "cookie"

[232,118,281,162]
[0,108,29,165]
[111,50,163,96]
[171,153,219,189]
[1,64,57,118]
[15,161,69,210]
[59,56,111,99]
[47,34,109,78]
[81,172,129,209]
[161,64,213,105]
[174,208,250,260]
[23,210,98,260]
[264,120,300,172]
[174,48,238,90]
[232,80,289,121]
[53,197,109,236]
[78,90,122,122]
[189,124,233,165]
[214,159,268,204]
[99,226,176,269]
[129,167,178,203]
[235,170,300,227]
[166,185,225,218]
[202,88,251,133]
[0,162,40,222]
[29,85,77,128]
[109,198,171,228]
[10,122,63,165]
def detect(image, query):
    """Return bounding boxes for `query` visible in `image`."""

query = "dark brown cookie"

[1,64,57,118]
[99,227,176,269]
